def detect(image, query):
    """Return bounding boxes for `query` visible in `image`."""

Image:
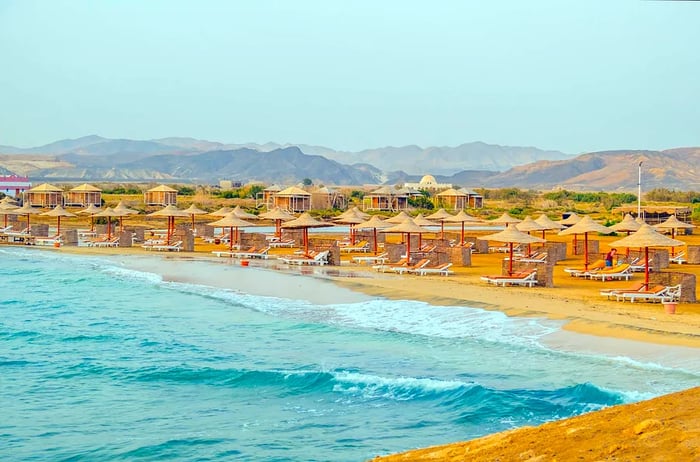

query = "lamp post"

[637,161,643,219]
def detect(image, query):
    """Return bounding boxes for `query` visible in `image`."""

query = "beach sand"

[13,231,700,461]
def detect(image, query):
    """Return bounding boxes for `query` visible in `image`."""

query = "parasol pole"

[584,231,589,271]
[508,242,514,275]
[406,232,411,263]
[460,222,465,246]
[644,246,650,287]
[229,226,234,252]
[373,227,378,255]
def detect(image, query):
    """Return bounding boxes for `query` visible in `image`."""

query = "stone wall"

[544,242,567,263]
[30,223,49,237]
[500,260,554,287]
[686,245,700,264]
[651,272,696,303]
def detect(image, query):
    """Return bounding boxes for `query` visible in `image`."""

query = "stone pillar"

[544,242,567,263]
[446,246,471,266]
[651,272,696,303]
[470,237,490,254]
[687,245,700,264]
[385,243,405,263]
[118,231,133,247]
[63,229,79,245]
[500,260,554,287]
[30,224,49,237]
[171,228,195,251]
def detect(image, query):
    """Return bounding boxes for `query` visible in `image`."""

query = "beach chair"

[391,258,430,275]
[269,238,296,248]
[617,285,679,303]
[279,250,330,266]
[416,262,453,276]
[588,264,632,281]
[599,282,646,300]
[517,252,547,263]
[670,251,687,265]
[480,270,537,287]
[373,258,408,272]
[352,252,388,265]
[340,240,370,253]
[563,259,606,277]
[152,240,183,251]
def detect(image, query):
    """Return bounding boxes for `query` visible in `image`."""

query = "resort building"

[613,205,692,227]
[144,185,178,206]
[403,174,452,191]
[256,184,282,209]
[311,186,345,210]
[435,188,468,210]
[461,188,484,208]
[362,186,410,212]
[0,175,31,198]
[24,183,63,207]
[272,186,312,213]
[64,183,102,207]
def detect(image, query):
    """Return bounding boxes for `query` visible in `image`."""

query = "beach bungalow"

[144,185,178,206]
[64,183,102,207]
[24,183,63,207]
[613,205,692,227]
[311,186,345,210]
[435,188,468,210]
[460,188,484,209]
[0,175,32,198]
[256,184,282,209]
[362,186,409,212]
[272,186,312,213]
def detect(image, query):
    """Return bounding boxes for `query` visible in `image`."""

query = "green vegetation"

[542,190,636,210]
[646,188,700,203]
[102,186,142,195]
[177,186,196,196]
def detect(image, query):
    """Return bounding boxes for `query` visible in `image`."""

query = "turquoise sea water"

[2,248,698,461]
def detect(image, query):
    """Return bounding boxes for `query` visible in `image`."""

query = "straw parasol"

[481,224,546,275]
[182,204,208,230]
[77,203,101,232]
[281,212,332,257]
[490,212,522,226]
[445,210,482,247]
[207,212,257,252]
[412,213,439,248]
[559,212,581,226]
[610,214,642,257]
[355,215,392,255]
[209,206,233,217]
[148,205,190,244]
[534,214,564,239]
[8,202,43,230]
[260,207,296,239]
[333,208,366,245]
[0,201,19,228]
[386,211,412,224]
[609,224,685,286]
[113,201,140,232]
[654,215,695,256]
[337,206,370,221]
[41,204,76,235]
[0,196,19,206]
[94,207,123,240]
[516,216,548,255]
[558,216,612,271]
[426,208,453,239]
[380,218,430,262]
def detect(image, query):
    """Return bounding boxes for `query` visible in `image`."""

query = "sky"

[1,0,699,154]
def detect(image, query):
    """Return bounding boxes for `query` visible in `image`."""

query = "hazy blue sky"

[1,0,698,153]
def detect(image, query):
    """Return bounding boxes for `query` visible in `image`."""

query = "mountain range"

[1,136,698,190]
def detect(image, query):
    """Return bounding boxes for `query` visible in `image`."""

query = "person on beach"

[605,248,617,267]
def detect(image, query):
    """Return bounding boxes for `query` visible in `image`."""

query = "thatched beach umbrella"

[208,212,256,252]
[113,201,140,232]
[610,214,642,257]
[534,214,564,239]
[609,224,685,286]
[94,207,123,240]
[41,204,76,236]
[0,201,19,228]
[281,212,333,257]
[260,207,296,239]
[77,203,101,232]
[8,202,43,230]
[381,218,430,263]
[445,210,481,247]
[426,208,453,239]
[516,216,548,256]
[182,204,208,230]
[490,212,522,226]
[655,215,694,256]
[559,212,583,253]
[209,206,233,217]
[412,213,439,248]
[386,211,412,224]
[337,206,370,221]
[355,215,392,255]
[0,196,19,206]
[148,205,190,244]
[558,216,612,271]
[334,209,366,245]
[481,224,545,275]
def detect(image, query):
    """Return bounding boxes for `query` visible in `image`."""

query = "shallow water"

[2,247,698,461]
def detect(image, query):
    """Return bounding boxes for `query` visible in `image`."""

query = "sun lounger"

[340,240,370,253]
[269,238,296,248]
[279,250,330,266]
[373,258,408,273]
[670,251,687,264]
[617,284,681,303]
[564,259,606,277]
[588,264,632,281]
[391,258,430,275]
[480,270,537,287]
[88,236,120,247]
[353,252,388,265]
[416,262,453,276]
[599,282,647,300]
[151,240,182,251]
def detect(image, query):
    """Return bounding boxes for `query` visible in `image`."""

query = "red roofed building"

[0,175,32,198]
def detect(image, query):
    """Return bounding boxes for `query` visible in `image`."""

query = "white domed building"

[403,174,452,191]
